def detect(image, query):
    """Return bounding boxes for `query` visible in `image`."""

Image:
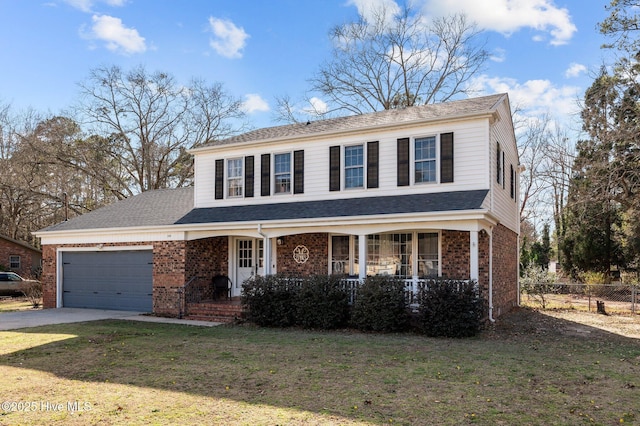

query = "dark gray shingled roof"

[175,190,489,225]
[38,188,489,232]
[40,187,194,232]
[205,93,507,147]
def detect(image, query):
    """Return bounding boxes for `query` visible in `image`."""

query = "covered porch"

[175,217,496,322]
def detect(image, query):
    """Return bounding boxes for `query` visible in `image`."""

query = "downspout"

[488,226,495,322]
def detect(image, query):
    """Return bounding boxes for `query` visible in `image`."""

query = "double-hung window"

[9,255,20,270]
[227,158,243,198]
[274,153,291,194]
[344,145,364,189]
[415,136,436,183]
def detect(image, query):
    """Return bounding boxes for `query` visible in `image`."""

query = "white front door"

[234,238,264,297]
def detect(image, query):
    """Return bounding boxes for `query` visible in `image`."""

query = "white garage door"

[62,251,153,311]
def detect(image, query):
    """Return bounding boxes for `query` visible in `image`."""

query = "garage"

[62,250,153,311]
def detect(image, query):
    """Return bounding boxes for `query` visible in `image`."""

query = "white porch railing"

[340,277,428,306]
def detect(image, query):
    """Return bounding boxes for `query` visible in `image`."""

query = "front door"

[234,238,264,297]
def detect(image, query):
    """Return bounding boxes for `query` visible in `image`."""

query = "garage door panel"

[62,251,153,311]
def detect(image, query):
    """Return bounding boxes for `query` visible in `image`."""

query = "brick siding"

[276,233,329,275]
[0,238,41,279]
[491,224,519,317]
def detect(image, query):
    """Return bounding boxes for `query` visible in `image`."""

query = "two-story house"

[36,93,520,321]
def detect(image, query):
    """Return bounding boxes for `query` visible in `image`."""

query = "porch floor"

[185,297,244,323]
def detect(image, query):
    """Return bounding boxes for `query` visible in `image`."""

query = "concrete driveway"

[0,308,221,330]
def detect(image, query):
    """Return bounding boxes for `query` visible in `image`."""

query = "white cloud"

[65,0,126,13]
[421,0,577,46]
[346,0,401,24]
[470,74,581,125]
[565,62,587,78]
[242,94,269,113]
[208,17,249,59]
[304,97,329,115]
[87,14,146,55]
[490,47,506,63]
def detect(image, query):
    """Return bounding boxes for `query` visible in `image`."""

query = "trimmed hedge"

[241,275,298,327]
[350,275,409,332]
[417,279,483,337]
[243,274,485,337]
[242,274,350,329]
[294,274,350,329]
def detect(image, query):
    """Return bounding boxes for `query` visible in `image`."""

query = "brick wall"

[152,240,186,316]
[441,230,470,279]
[0,238,41,279]
[277,233,329,276]
[41,245,57,308]
[491,224,519,317]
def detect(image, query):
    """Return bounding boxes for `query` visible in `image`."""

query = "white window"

[415,136,436,183]
[9,255,20,269]
[274,153,291,194]
[330,232,440,278]
[418,233,439,277]
[227,158,243,198]
[344,145,364,189]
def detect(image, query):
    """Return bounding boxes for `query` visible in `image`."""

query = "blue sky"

[0,0,613,131]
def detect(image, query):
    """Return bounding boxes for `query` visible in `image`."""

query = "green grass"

[0,308,639,425]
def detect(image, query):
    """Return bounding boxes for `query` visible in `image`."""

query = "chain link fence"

[521,283,639,314]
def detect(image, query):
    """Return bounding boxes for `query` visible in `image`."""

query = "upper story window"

[414,136,436,183]
[344,145,364,189]
[274,153,291,194]
[227,158,243,198]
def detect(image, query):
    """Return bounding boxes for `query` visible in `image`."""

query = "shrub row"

[241,274,484,337]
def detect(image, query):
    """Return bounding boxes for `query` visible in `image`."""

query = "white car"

[0,272,35,296]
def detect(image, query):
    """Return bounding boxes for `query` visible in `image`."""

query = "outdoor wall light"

[276,237,284,246]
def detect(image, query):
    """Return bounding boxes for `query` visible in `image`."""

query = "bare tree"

[75,65,246,194]
[305,6,488,117]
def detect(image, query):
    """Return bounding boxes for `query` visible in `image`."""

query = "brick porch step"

[185,300,245,323]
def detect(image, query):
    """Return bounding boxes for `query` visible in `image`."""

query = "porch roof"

[175,190,489,225]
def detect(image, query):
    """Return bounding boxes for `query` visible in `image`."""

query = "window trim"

[273,152,292,195]
[226,157,244,198]
[9,255,20,270]
[413,135,438,185]
[344,144,365,189]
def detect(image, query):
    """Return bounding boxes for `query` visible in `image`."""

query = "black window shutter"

[329,145,341,191]
[214,159,224,200]
[245,155,254,198]
[367,141,379,188]
[510,164,515,199]
[440,132,454,183]
[496,142,502,184]
[294,150,304,194]
[261,154,270,196]
[397,138,410,186]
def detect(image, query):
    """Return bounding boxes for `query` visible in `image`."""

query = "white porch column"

[263,237,271,276]
[470,230,479,281]
[358,234,367,280]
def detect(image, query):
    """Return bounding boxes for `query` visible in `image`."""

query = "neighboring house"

[0,235,42,279]
[35,93,520,321]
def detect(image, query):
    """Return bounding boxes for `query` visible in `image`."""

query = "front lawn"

[0,308,639,425]
[0,296,40,313]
